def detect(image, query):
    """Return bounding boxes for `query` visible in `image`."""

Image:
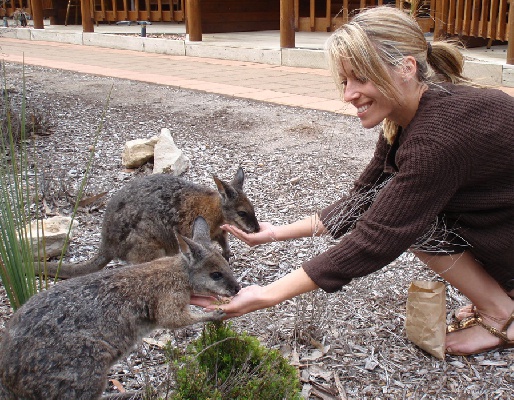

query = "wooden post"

[187,0,202,41]
[433,0,444,40]
[280,0,295,48]
[81,0,94,32]
[30,0,44,29]
[507,0,514,64]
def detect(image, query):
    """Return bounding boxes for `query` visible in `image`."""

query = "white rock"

[25,216,79,260]
[152,128,190,175]
[121,136,159,168]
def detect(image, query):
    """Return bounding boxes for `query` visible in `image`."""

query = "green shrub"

[169,322,302,400]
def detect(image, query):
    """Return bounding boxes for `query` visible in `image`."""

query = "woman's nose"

[343,81,359,102]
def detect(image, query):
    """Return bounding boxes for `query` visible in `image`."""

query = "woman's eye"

[340,80,347,87]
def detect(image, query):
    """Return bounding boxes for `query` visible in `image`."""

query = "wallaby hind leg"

[124,239,171,264]
[123,231,178,264]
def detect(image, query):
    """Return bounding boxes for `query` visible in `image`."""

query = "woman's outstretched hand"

[190,268,319,319]
[191,285,269,319]
[221,221,278,246]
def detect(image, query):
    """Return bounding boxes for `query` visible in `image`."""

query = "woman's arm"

[193,267,319,318]
[222,214,327,247]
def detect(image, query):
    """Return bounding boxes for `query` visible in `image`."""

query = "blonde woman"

[194,6,514,356]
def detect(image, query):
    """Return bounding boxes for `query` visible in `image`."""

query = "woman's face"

[338,59,401,129]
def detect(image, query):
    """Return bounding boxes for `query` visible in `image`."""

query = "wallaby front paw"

[211,309,226,321]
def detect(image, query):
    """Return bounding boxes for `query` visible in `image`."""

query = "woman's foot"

[446,309,514,356]
[455,290,514,322]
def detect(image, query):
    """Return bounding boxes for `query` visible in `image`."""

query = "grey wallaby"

[0,216,240,400]
[44,166,259,279]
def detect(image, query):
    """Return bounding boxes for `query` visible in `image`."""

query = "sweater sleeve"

[303,124,468,292]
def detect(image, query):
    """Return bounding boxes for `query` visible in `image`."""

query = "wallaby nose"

[233,282,241,295]
[247,218,259,233]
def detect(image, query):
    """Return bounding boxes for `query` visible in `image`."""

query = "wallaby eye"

[210,272,223,281]
[237,211,248,218]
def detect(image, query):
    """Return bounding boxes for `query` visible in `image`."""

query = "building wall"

[200,0,280,33]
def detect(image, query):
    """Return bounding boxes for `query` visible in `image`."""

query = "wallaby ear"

[231,167,245,191]
[191,216,212,246]
[177,233,205,262]
[176,232,191,255]
[213,175,238,201]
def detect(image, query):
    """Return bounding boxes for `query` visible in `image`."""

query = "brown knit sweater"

[302,83,514,293]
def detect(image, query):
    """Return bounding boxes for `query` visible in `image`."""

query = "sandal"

[446,311,514,356]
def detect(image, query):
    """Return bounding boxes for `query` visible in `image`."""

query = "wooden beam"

[187,0,202,41]
[31,0,44,28]
[280,0,295,48]
[507,0,513,64]
[82,0,94,32]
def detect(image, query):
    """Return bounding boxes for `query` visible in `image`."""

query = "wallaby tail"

[38,253,112,279]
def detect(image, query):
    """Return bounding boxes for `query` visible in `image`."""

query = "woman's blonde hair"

[326,6,473,143]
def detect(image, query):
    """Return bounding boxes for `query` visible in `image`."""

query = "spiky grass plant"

[0,62,110,309]
[0,63,41,310]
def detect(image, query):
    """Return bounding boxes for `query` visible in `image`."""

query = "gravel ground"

[1,61,513,399]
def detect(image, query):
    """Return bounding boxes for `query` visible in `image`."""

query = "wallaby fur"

[44,167,259,279]
[0,217,240,400]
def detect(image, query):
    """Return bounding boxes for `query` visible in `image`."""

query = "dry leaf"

[109,379,125,393]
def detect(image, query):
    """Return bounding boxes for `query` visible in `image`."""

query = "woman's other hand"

[221,221,277,246]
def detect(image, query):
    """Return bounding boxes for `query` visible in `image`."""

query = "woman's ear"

[401,56,418,81]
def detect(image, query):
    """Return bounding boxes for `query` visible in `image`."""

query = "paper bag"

[405,280,446,359]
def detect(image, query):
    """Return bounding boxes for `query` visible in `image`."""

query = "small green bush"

[169,322,302,400]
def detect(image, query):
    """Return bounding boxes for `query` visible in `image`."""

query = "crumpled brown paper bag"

[405,280,446,359]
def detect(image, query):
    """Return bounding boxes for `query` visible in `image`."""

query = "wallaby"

[44,167,259,279]
[0,216,240,400]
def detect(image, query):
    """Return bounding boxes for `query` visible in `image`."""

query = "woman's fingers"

[221,223,275,246]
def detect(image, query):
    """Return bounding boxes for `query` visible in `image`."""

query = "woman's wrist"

[260,267,319,307]
[259,283,284,308]
[268,225,278,242]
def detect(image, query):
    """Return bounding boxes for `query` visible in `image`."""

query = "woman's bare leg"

[413,250,514,355]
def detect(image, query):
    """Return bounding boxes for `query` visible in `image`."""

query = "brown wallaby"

[44,167,259,279]
[0,216,240,400]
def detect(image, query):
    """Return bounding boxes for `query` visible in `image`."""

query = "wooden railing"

[0,0,31,19]
[295,1,436,32]
[90,0,184,22]
[433,0,511,43]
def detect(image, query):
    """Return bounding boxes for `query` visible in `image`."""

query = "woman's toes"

[455,304,475,321]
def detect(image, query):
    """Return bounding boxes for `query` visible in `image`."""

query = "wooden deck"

[2,0,512,63]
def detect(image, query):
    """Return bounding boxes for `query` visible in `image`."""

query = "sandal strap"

[476,312,514,345]
[447,314,480,333]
